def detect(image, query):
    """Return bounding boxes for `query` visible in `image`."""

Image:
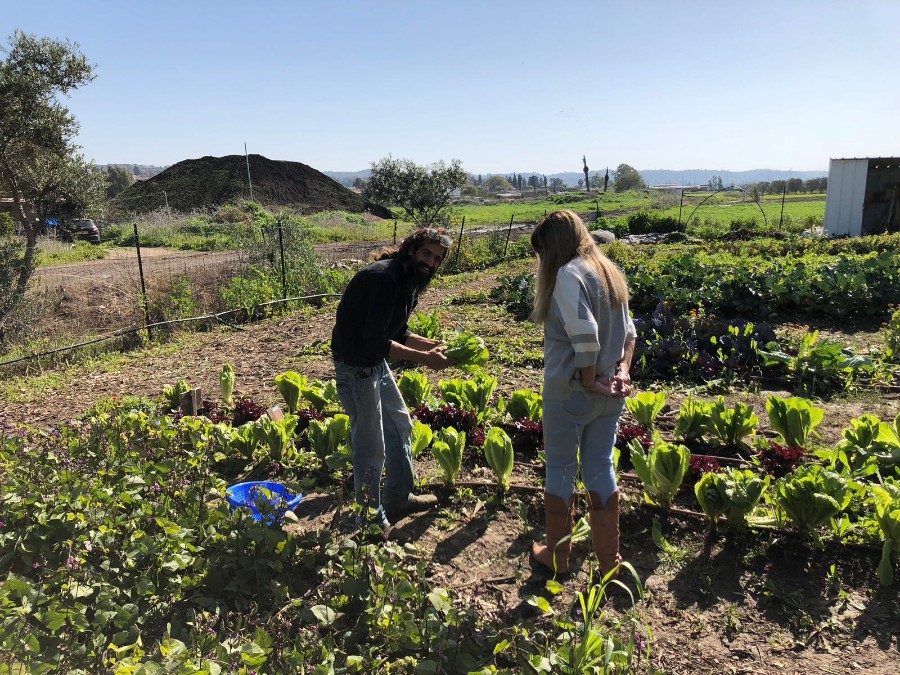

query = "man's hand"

[423,347,456,370]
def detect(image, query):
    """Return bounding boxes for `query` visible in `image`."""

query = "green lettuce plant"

[444,331,489,368]
[398,370,432,409]
[503,388,543,422]
[163,379,191,412]
[773,464,852,538]
[298,378,340,413]
[629,439,689,507]
[308,414,351,469]
[765,395,825,448]
[832,413,900,474]
[694,471,728,522]
[252,415,294,462]
[870,479,900,585]
[438,372,497,416]
[674,397,712,443]
[408,309,443,340]
[709,397,758,449]
[219,363,235,407]
[626,391,666,430]
[432,426,466,487]
[483,427,514,492]
[274,370,305,413]
[695,468,769,527]
[411,419,433,459]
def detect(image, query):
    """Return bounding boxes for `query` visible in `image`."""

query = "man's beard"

[406,258,436,292]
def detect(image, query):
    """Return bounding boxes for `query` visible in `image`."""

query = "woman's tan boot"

[531,493,574,574]
[589,490,622,578]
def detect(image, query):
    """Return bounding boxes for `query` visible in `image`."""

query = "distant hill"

[111,155,391,216]
[539,168,827,188]
[326,167,828,189]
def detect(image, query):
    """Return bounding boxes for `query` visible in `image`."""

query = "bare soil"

[2,265,898,674]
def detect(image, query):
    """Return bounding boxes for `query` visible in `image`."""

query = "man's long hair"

[370,227,453,262]
[530,210,629,324]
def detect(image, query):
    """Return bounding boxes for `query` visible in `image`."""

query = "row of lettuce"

[0,368,650,673]
[153,363,900,587]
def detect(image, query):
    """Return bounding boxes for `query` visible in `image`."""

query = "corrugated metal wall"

[824,159,868,236]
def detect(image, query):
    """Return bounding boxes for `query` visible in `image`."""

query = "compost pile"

[110,153,391,217]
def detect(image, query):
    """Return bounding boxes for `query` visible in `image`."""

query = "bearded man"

[331,228,456,538]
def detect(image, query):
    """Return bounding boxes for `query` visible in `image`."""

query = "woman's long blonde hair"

[530,210,629,324]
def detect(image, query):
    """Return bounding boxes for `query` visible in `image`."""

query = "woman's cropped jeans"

[334,359,414,524]
[542,391,625,508]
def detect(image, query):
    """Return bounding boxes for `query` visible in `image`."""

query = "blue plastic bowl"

[225,481,303,525]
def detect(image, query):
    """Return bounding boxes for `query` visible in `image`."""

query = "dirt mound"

[110,154,392,217]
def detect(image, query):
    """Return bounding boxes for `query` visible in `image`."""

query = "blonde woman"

[529,210,636,576]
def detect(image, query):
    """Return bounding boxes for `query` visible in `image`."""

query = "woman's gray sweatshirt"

[542,256,636,401]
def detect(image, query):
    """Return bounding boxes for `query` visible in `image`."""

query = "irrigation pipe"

[0,292,342,368]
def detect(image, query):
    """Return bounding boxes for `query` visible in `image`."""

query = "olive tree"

[0,30,105,332]
[612,163,647,192]
[364,157,467,228]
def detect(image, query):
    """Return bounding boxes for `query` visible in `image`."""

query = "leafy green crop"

[438,372,497,416]
[674,397,712,442]
[766,395,825,448]
[444,331,489,369]
[629,439,690,507]
[626,391,666,430]
[774,464,852,537]
[708,397,758,449]
[308,414,351,469]
[274,370,305,413]
[431,426,465,487]
[503,388,543,422]
[398,370,432,409]
[870,479,900,585]
[219,363,235,406]
[410,419,433,458]
[483,427,514,492]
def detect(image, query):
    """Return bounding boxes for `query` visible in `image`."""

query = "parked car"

[59,219,101,244]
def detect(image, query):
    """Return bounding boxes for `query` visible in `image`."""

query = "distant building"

[824,157,900,236]
[650,184,706,192]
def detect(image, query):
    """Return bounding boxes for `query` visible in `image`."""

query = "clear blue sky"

[7,0,900,173]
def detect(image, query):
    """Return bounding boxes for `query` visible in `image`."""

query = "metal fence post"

[277,218,287,300]
[503,213,514,258]
[393,219,397,245]
[779,183,787,229]
[453,216,465,267]
[133,222,152,340]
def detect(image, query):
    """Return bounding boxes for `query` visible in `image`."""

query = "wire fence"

[4,214,538,368]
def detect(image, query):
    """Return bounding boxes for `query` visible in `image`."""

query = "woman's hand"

[586,374,631,398]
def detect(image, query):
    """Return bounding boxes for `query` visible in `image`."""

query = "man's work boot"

[531,493,574,575]
[384,493,438,520]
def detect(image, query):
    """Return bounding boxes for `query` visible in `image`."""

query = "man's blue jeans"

[334,359,415,524]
